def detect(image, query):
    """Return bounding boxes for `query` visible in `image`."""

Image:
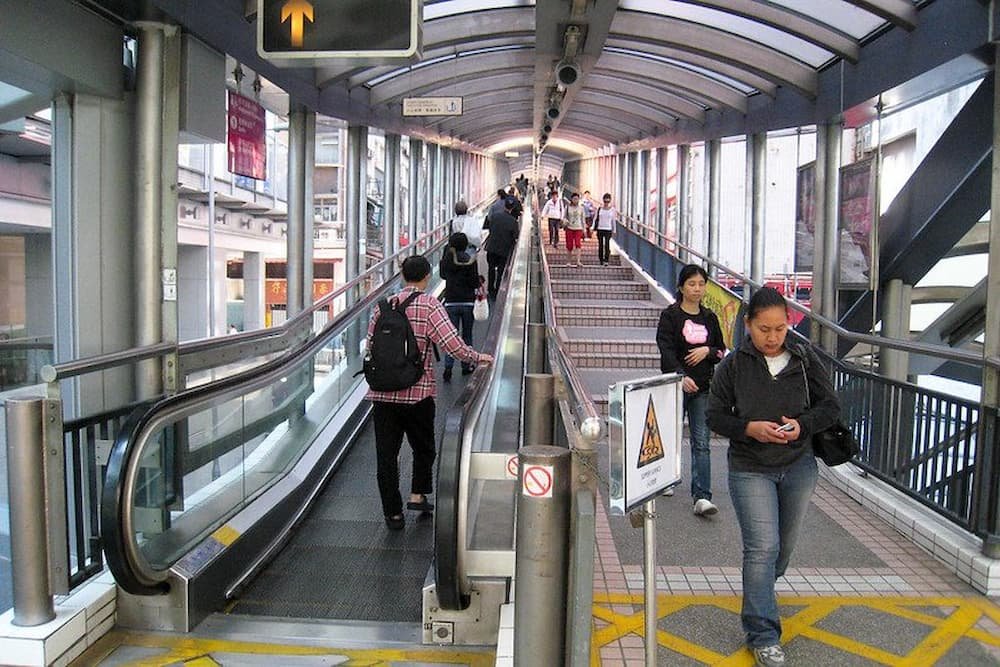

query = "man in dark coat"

[483,197,519,299]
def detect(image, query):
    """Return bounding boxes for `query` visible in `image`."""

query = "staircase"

[543,233,670,416]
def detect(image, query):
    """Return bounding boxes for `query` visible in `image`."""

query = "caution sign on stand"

[607,373,683,514]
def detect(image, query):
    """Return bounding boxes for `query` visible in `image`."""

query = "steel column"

[748,132,766,287]
[821,123,842,353]
[514,446,571,667]
[5,399,55,626]
[384,133,400,263]
[346,125,366,295]
[286,107,306,316]
[303,111,316,302]
[409,139,422,245]
[707,139,721,277]
[881,278,912,381]
[678,144,690,263]
[523,374,555,446]
[134,21,166,397]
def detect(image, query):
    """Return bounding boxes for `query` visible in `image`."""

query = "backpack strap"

[395,290,438,361]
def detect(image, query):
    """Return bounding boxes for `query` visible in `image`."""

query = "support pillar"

[303,111,316,304]
[242,251,265,331]
[286,106,307,316]
[880,278,912,381]
[346,124,367,294]
[656,147,669,242]
[815,123,842,354]
[638,150,649,225]
[748,132,766,288]
[384,133,400,259]
[409,139,422,245]
[706,139,721,277]
[678,144,690,261]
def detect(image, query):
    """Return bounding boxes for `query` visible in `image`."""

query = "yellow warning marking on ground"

[636,395,664,468]
[592,593,1000,665]
[211,524,240,547]
[87,629,494,666]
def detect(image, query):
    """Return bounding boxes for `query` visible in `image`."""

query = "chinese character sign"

[228,91,266,180]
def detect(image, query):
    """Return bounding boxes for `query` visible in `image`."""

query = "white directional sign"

[402,97,464,117]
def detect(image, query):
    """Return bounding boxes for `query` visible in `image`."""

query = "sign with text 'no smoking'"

[522,464,554,498]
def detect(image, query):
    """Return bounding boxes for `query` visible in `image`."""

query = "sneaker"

[693,499,718,516]
[752,644,785,667]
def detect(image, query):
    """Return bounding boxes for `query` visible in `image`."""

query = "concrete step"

[564,340,659,356]
[551,281,650,300]
[571,351,661,369]
[548,265,633,280]
[558,313,660,327]
[544,251,621,266]
[555,303,662,319]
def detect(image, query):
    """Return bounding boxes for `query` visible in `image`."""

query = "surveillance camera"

[556,60,581,87]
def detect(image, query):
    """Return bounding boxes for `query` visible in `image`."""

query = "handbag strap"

[801,358,811,407]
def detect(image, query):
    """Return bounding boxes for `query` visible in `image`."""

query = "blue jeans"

[728,453,818,648]
[685,391,711,501]
[444,304,474,370]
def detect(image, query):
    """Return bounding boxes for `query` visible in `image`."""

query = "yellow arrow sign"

[281,0,314,47]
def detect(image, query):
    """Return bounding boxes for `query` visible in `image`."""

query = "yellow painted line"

[654,627,727,665]
[96,630,494,667]
[183,658,221,667]
[897,603,984,667]
[795,625,903,665]
[211,524,241,547]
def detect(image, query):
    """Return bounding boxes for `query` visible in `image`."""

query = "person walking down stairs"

[563,192,586,267]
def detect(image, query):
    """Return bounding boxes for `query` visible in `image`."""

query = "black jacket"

[439,248,480,304]
[483,211,519,258]
[707,337,840,472]
[656,303,725,393]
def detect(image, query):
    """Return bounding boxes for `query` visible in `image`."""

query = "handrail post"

[5,398,55,626]
[526,324,547,375]
[514,445,571,667]
[524,374,555,446]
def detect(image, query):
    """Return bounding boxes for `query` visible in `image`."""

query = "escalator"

[100,209,531,641]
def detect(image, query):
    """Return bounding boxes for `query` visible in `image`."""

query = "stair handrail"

[616,212,999,372]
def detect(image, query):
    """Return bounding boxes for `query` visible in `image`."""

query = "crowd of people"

[362,173,840,667]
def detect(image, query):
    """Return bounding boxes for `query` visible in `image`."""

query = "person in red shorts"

[563,191,585,267]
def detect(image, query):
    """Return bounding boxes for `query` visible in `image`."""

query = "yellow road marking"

[591,594,1000,665]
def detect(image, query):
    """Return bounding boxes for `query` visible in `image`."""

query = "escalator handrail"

[434,192,524,610]
[101,239,449,594]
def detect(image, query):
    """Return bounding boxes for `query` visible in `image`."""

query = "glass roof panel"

[424,0,534,21]
[603,46,756,94]
[365,44,533,87]
[619,0,833,67]
[765,0,886,39]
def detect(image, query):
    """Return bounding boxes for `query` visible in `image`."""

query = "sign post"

[608,373,683,665]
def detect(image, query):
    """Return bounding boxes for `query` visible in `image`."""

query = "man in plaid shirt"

[366,255,494,530]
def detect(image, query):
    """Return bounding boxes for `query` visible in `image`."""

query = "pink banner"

[227,91,266,180]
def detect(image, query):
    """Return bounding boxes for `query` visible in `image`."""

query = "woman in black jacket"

[439,232,482,381]
[707,287,839,667]
[655,264,725,515]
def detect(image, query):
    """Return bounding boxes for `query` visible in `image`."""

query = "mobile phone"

[776,423,795,432]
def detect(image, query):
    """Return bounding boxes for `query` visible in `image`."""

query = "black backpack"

[360,292,427,391]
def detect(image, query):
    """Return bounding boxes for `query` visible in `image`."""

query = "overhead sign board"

[608,373,683,514]
[227,91,266,180]
[258,0,422,61]
[402,97,463,117]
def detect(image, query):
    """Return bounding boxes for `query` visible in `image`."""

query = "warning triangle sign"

[637,395,665,468]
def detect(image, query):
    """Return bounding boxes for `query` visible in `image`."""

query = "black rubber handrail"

[434,203,524,610]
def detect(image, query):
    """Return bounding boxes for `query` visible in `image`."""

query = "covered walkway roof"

[90,0,992,172]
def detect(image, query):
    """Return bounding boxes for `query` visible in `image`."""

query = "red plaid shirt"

[365,286,487,404]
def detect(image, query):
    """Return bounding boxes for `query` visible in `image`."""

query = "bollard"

[523,374,555,446]
[5,398,55,626]
[514,445,572,667]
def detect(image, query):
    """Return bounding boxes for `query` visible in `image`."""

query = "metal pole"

[677,144,690,262]
[206,143,216,336]
[287,107,306,316]
[408,139,421,247]
[5,399,55,626]
[644,499,658,665]
[384,133,400,268]
[707,139,721,278]
[523,374,555,446]
[821,123,842,353]
[134,20,165,398]
[514,445,571,667]
[749,132,766,288]
[303,111,316,305]
[345,125,365,301]
[526,323,547,375]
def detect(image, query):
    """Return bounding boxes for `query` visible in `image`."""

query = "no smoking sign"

[522,464,554,498]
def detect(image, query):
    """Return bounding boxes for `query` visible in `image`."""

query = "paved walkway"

[592,439,1000,666]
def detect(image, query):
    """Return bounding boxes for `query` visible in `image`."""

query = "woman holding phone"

[707,287,839,667]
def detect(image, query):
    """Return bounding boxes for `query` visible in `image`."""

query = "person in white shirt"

[593,193,619,265]
[451,200,482,251]
[540,189,565,248]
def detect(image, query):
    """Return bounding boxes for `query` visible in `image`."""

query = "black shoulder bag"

[801,360,860,466]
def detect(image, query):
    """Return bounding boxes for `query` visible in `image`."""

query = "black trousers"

[372,397,436,518]
[486,252,509,298]
[596,229,613,263]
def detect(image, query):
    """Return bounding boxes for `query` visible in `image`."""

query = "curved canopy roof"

[144,0,992,172]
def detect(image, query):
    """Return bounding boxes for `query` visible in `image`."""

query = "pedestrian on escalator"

[483,197,519,300]
[706,287,839,667]
[365,256,494,531]
[541,189,564,247]
[656,264,726,516]
[593,193,619,265]
[439,232,482,382]
[562,192,585,267]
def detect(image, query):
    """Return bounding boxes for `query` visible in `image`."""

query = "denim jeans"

[728,453,818,648]
[444,304,474,370]
[685,391,711,501]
